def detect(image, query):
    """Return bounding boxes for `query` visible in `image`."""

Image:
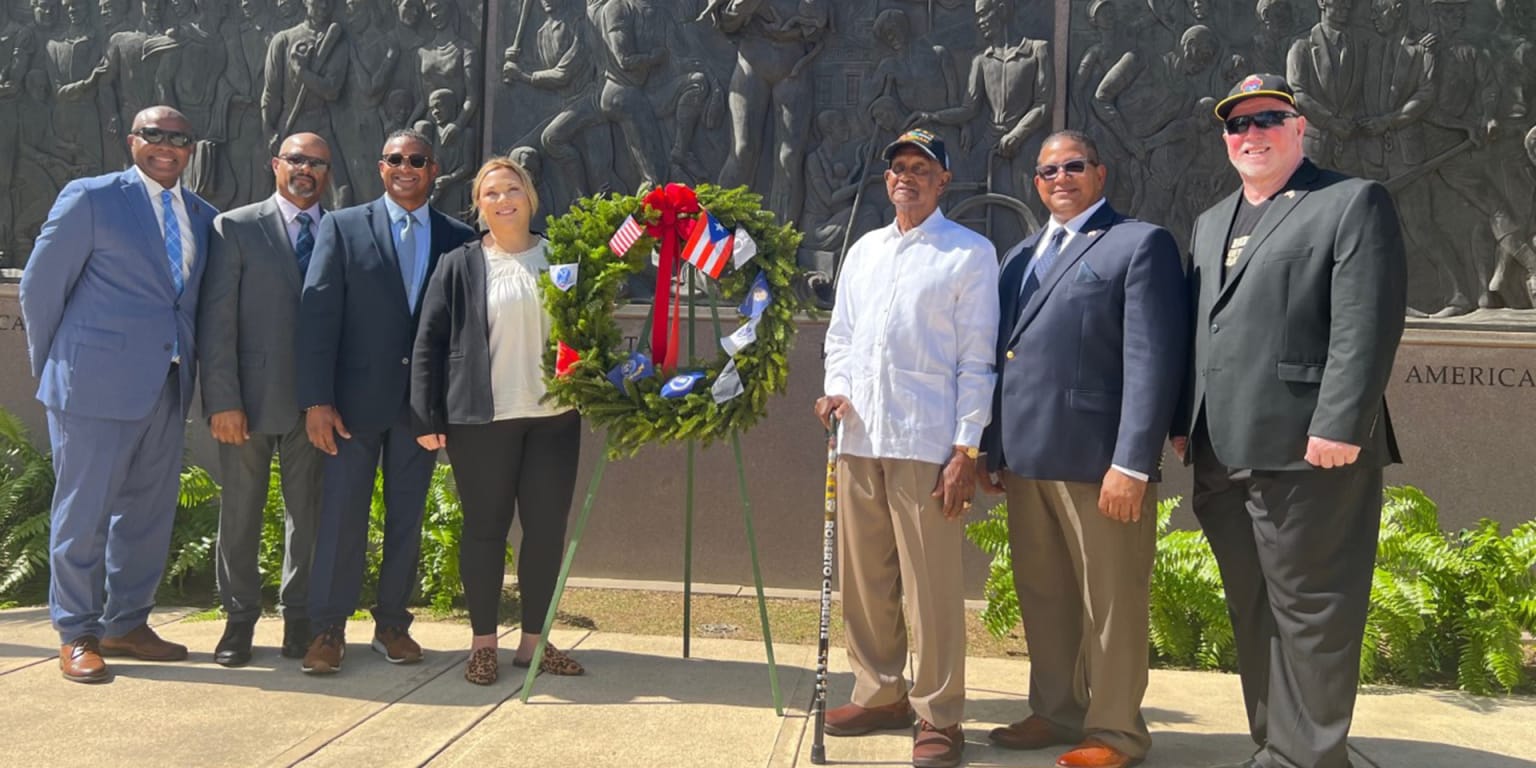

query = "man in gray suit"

[1176,74,1406,768]
[197,133,332,667]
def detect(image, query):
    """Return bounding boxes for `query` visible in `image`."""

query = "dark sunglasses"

[1223,110,1300,135]
[132,127,194,148]
[1035,158,1095,181]
[382,153,432,169]
[279,154,330,170]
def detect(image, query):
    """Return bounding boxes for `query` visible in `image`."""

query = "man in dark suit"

[197,133,332,667]
[981,130,1188,768]
[295,129,475,674]
[1175,75,1406,768]
[20,106,217,683]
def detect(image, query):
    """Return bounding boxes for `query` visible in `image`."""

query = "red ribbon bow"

[642,184,700,374]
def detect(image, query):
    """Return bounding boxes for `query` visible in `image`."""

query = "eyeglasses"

[279,154,330,170]
[1223,110,1300,135]
[382,153,432,169]
[1034,159,1095,181]
[132,127,193,148]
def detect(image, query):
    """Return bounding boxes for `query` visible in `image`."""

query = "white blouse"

[483,238,571,420]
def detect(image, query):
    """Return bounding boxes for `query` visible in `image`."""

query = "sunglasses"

[1035,158,1095,181]
[382,153,432,169]
[1223,110,1300,135]
[279,154,330,170]
[132,127,193,148]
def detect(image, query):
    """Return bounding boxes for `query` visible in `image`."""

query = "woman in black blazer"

[411,156,583,685]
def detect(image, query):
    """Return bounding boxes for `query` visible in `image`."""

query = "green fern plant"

[163,465,222,589]
[963,500,1018,638]
[1147,496,1235,670]
[0,409,54,602]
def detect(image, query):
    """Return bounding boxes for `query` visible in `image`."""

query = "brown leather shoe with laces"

[301,626,346,674]
[60,636,110,683]
[100,624,187,661]
[823,696,916,736]
[372,625,423,664]
[989,714,1080,750]
[912,719,965,768]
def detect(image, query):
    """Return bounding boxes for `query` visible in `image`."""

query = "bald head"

[129,106,194,187]
[273,132,332,209]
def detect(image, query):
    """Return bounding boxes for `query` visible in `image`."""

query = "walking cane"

[810,417,838,764]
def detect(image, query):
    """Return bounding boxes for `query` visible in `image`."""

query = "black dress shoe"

[281,617,311,659]
[214,620,255,667]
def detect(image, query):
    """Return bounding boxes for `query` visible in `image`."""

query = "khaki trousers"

[837,455,967,728]
[1004,473,1156,758]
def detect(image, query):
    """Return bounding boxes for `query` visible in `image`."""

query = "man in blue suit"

[295,129,476,674]
[981,130,1188,768]
[21,106,218,683]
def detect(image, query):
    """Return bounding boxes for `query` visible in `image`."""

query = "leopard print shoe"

[464,647,498,686]
[512,644,585,676]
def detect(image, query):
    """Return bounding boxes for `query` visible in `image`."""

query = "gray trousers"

[214,417,323,622]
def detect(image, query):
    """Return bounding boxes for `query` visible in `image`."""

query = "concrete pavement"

[2,607,1533,768]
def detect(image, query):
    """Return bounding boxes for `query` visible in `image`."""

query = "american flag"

[681,210,734,278]
[608,214,644,257]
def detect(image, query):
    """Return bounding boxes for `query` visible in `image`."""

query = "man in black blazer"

[1175,75,1406,768]
[295,129,476,674]
[198,133,333,667]
[982,130,1188,768]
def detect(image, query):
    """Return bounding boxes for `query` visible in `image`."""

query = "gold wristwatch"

[960,446,979,460]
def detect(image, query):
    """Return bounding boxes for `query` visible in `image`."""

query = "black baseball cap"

[883,128,949,170]
[1213,73,1297,120]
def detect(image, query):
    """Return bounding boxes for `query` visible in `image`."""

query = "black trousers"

[446,410,581,636]
[1192,423,1381,768]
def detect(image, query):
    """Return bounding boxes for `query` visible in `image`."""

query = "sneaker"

[912,719,965,768]
[371,625,423,664]
[824,696,916,737]
[301,626,345,674]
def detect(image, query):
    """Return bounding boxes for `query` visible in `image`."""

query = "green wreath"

[540,184,806,457]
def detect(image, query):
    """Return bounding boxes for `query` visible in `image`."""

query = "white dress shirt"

[484,238,572,420]
[135,165,194,284]
[824,208,1000,465]
[1026,197,1149,483]
[273,193,323,250]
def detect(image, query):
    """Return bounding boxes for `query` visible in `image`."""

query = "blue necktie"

[1019,228,1066,306]
[295,211,314,277]
[161,190,184,295]
[399,212,419,313]
[161,189,184,361]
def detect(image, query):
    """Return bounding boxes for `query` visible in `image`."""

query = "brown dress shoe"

[912,719,965,768]
[100,624,188,661]
[989,714,1080,750]
[1056,739,1141,768]
[59,637,110,683]
[824,696,916,736]
[302,626,346,674]
[371,626,423,664]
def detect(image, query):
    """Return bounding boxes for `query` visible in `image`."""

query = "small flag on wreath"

[682,210,733,278]
[555,341,581,377]
[609,214,644,257]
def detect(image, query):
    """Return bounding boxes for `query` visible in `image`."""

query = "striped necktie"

[161,189,184,295]
[295,211,314,276]
[1019,228,1065,306]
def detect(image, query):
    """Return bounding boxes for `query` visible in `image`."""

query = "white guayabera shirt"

[823,208,1000,465]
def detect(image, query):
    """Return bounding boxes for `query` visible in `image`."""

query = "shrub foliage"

[965,487,1536,693]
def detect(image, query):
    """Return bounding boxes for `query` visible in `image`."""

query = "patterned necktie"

[399,212,419,312]
[1019,228,1066,306]
[161,189,184,296]
[295,211,314,277]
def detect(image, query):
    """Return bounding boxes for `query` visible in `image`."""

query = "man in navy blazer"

[981,130,1188,768]
[21,106,217,683]
[295,129,476,674]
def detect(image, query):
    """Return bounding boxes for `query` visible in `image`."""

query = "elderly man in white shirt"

[815,128,999,768]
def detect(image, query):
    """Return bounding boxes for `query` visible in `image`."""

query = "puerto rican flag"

[682,210,734,279]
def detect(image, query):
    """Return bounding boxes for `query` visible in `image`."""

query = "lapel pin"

[1283,190,1296,199]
